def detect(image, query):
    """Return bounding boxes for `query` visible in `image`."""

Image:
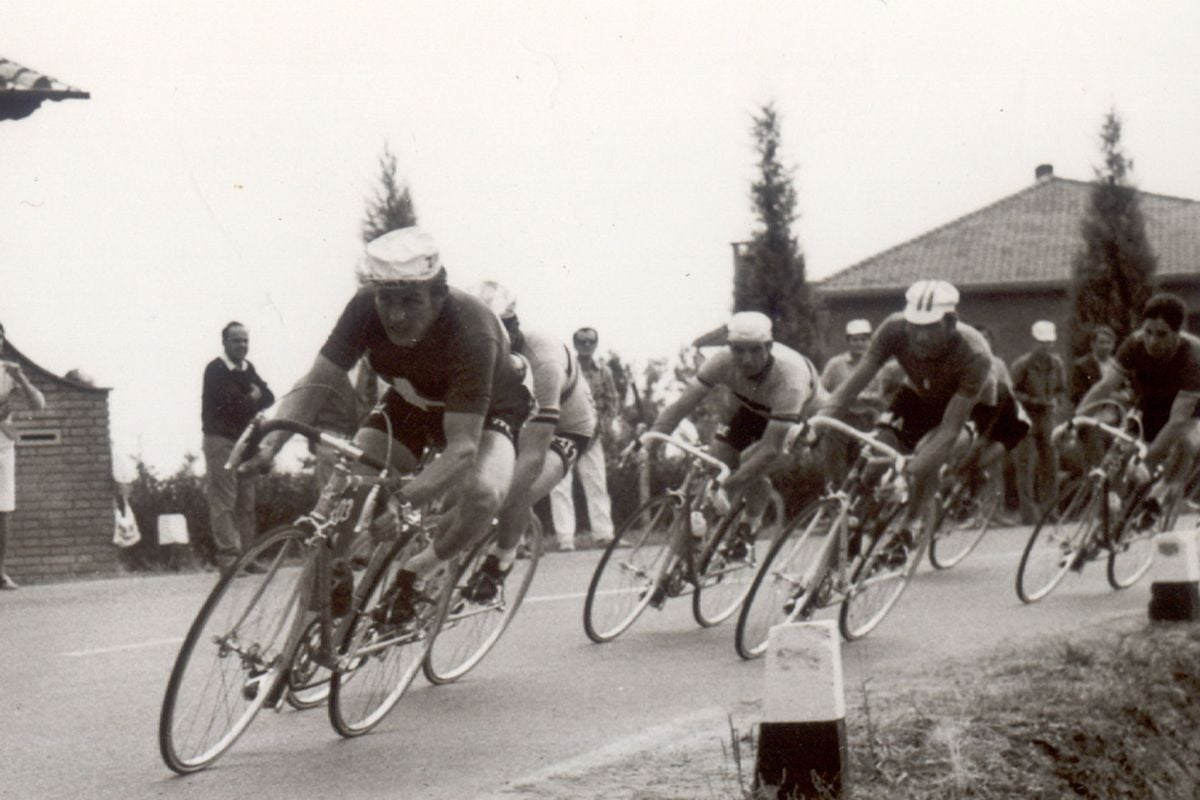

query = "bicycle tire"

[159,526,311,774]
[327,535,433,738]
[583,495,680,643]
[1106,502,1158,590]
[1015,479,1100,604]
[734,498,840,660]
[423,515,543,684]
[285,617,331,709]
[928,469,1001,570]
[692,497,767,628]
[838,513,915,641]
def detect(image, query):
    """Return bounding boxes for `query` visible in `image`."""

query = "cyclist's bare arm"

[647,381,710,448]
[825,354,885,412]
[401,410,486,507]
[1146,389,1200,465]
[1078,364,1127,412]
[723,418,790,497]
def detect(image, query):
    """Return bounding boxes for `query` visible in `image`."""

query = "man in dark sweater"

[202,322,274,571]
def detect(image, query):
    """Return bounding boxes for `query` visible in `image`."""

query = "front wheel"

[928,469,1001,570]
[159,526,311,774]
[735,499,840,660]
[423,515,543,685]
[838,516,915,641]
[1106,501,1157,589]
[1015,479,1100,604]
[583,495,680,643]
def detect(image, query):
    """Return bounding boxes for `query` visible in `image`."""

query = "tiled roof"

[0,57,89,120]
[819,177,1200,294]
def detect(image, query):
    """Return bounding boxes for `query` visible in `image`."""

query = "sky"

[4,1,1200,473]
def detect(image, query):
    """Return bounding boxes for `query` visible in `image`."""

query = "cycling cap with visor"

[726,311,773,343]
[357,226,442,286]
[472,280,518,321]
[903,280,959,324]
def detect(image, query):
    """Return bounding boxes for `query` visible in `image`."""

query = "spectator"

[822,319,906,429]
[201,321,274,572]
[549,327,618,550]
[1070,324,1117,406]
[0,322,46,590]
[1010,320,1067,523]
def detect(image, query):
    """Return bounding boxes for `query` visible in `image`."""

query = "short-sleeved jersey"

[519,328,597,438]
[697,342,822,424]
[1115,330,1200,407]
[320,287,529,419]
[866,313,996,408]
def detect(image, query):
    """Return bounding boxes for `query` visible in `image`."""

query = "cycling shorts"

[714,406,769,453]
[547,431,591,472]
[362,387,526,458]
[879,385,1029,453]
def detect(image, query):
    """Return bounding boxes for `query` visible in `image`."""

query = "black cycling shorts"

[880,385,1029,453]
[547,432,591,472]
[362,387,525,459]
[714,406,769,453]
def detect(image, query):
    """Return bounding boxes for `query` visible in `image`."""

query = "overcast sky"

[4,1,1200,472]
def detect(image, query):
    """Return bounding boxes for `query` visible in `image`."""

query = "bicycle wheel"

[159,526,310,774]
[1106,504,1157,590]
[328,536,434,738]
[423,515,543,685]
[928,469,1001,570]
[693,499,769,628]
[285,617,331,709]
[838,514,915,641]
[735,499,840,660]
[1015,479,1100,604]
[583,495,680,643]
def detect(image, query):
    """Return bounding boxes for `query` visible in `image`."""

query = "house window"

[17,429,62,446]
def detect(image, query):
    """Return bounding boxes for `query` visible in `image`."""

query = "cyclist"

[240,226,531,624]
[822,280,1028,560]
[1077,292,1200,524]
[645,311,822,566]
[462,280,597,602]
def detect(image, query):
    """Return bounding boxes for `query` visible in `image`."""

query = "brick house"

[817,165,1200,366]
[3,338,117,584]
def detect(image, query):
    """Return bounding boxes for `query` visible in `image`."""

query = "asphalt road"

[0,523,1157,800]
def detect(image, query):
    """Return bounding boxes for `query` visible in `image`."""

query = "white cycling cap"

[357,226,441,285]
[845,318,872,337]
[903,280,959,324]
[1032,320,1057,342]
[726,311,773,343]
[472,280,517,320]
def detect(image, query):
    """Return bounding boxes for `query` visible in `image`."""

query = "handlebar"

[637,431,731,484]
[792,414,908,473]
[225,415,392,473]
[1056,415,1147,459]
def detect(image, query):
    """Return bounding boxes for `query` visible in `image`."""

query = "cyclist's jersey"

[1115,330,1200,438]
[697,343,822,424]
[518,328,597,439]
[865,313,996,408]
[321,287,530,419]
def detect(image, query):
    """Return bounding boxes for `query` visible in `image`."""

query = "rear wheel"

[327,536,433,738]
[693,489,784,628]
[583,496,680,643]
[928,469,1001,570]
[1015,479,1100,604]
[159,526,310,774]
[423,516,543,684]
[1106,500,1157,590]
[838,514,914,641]
[735,499,840,660]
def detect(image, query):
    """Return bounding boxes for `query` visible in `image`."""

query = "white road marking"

[61,637,183,658]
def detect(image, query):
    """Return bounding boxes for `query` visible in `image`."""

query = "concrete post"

[755,621,847,799]
[1148,528,1200,621]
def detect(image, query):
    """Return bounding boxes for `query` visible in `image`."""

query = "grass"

[730,622,1200,799]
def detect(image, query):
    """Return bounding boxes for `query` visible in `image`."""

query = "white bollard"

[1148,528,1200,622]
[755,621,847,799]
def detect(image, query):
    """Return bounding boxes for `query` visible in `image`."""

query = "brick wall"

[6,363,118,585]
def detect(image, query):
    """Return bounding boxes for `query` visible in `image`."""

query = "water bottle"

[690,510,707,539]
